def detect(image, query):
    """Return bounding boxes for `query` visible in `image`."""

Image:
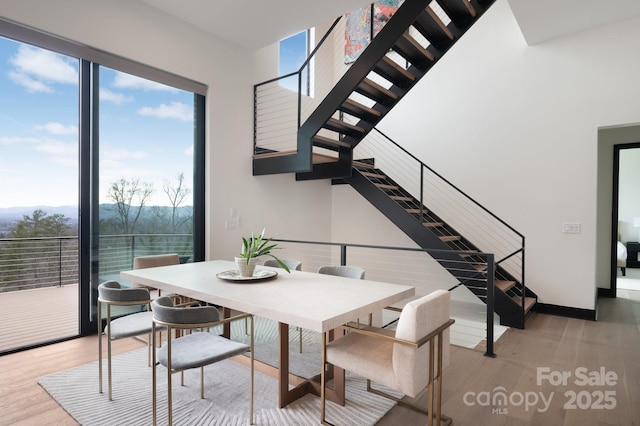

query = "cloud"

[34,139,78,168]
[35,122,78,136]
[8,44,78,92]
[138,102,192,122]
[112,71,178,92]
[100,88,134,104]
[0,136,39,144]
[102,146,151,161]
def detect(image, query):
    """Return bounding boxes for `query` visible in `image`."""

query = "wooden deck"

[0,285,78,353]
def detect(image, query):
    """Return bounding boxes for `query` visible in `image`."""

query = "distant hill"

[0,205,78,222]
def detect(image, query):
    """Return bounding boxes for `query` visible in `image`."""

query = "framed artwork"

[344,0,403,64]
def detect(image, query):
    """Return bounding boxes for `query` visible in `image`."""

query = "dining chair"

[317,264,365,279]
[98,280,165,401]
[320,289,454,426]
[133,253,180,300]
[263,258,302,271]
[151,296,255,426]
[318,264,367,325]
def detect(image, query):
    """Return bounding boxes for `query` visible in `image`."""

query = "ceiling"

[139,0,640,50]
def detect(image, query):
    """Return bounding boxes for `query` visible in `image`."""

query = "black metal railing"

[272,238,496,357]
[0,234,192,293]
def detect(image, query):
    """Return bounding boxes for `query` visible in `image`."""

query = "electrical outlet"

[562,223,581,234]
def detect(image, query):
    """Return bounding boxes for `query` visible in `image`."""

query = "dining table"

[121,259,415,408]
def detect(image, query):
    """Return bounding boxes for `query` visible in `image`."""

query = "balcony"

[0,234,193,353]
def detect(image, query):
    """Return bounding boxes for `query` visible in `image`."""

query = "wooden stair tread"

[361,170,386,179]
[375,183,400,190]
[422,221,442,228]
[405,208,427,214]
[357,78,399,104]
[495,280,516,292]
[253,149,297,159]
[374,56,416,86]
[325,117,365,134]
[312,153,338,164]
[340,98,382,120]
[512,296,536,313]
[312,134,351,149]
[390,195,412,201]
[353,161,375,169]
[393,33,435,68]
[439,235,462,242]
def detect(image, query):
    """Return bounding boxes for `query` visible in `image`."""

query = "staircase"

[254,0,496,178]
[252,0,537,328]
[341,158,536,328]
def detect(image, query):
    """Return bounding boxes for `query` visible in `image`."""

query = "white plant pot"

[235,256,257,277]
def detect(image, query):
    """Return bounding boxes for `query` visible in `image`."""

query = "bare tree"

[163,172,191,233]
[108,177,154,234]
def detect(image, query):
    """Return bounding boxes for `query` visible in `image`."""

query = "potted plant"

[235,228,291,277]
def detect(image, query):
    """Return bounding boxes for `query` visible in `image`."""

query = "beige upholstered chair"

[133,253,180,299]
[97,281,165,401]
[320,289,454,426]
[151,296,254,425]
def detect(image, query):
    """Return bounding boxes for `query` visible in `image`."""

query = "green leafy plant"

[239,228,290,273]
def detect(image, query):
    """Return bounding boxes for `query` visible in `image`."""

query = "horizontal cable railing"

[272,238,496,357]
[254,15,351,154]
[354,128,525,290]
[0,234,192,292]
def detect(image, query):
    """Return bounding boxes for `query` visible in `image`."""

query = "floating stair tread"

[496,280,516,292]
[473,263,487,272]
[253,149,297,159]
[312,134,351,149]
[390,195,413,201]
[422,222,442,228]
[353,160,375,169]
[405,208,427,214]
[437,0,477,25]
[439,235,462,242]
[357,78,399,104]
[393,33,435,69]
[340,98,382,120]
[312,153,338,165]
[376,183,400,190]
[361,171,386,179]
[374,56,416,87]
[413,6,454,49]
[512,296,536,313]
[324,117,365,135]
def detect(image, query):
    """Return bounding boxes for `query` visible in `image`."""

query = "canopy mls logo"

[463,366,618,415]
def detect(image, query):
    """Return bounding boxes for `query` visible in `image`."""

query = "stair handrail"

[353,125,527,313]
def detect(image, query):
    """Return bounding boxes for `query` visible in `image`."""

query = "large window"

[0,20,206,354]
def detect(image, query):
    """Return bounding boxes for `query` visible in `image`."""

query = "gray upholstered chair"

[98,280,164,401]
[317,264,365,279]
[320,289,454,426]
[151,296,255,425]
[263,258,302,271]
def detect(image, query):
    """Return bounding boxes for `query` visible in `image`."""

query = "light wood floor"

[1,290,639,426]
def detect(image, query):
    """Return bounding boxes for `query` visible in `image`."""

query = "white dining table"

[121,259,415,407]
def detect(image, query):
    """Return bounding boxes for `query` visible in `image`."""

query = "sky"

[0,36,194,208]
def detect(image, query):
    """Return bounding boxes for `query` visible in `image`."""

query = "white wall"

[0,0,333,261]
[333,0,640,310]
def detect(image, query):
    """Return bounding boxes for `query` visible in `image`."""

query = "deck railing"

[0,234,192,293]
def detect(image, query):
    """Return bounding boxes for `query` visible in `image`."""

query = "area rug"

[38,320,399,425]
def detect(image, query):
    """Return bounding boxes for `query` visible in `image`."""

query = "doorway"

[614,144,640,297]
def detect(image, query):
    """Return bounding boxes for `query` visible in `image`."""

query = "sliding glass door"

[0,21,206,353]
[0,37,80,352]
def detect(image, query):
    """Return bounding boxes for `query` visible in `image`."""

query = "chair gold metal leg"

[152,322,158,426]
[106,304,113,401]
[167,334,173,425]
[249,315,255,425]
